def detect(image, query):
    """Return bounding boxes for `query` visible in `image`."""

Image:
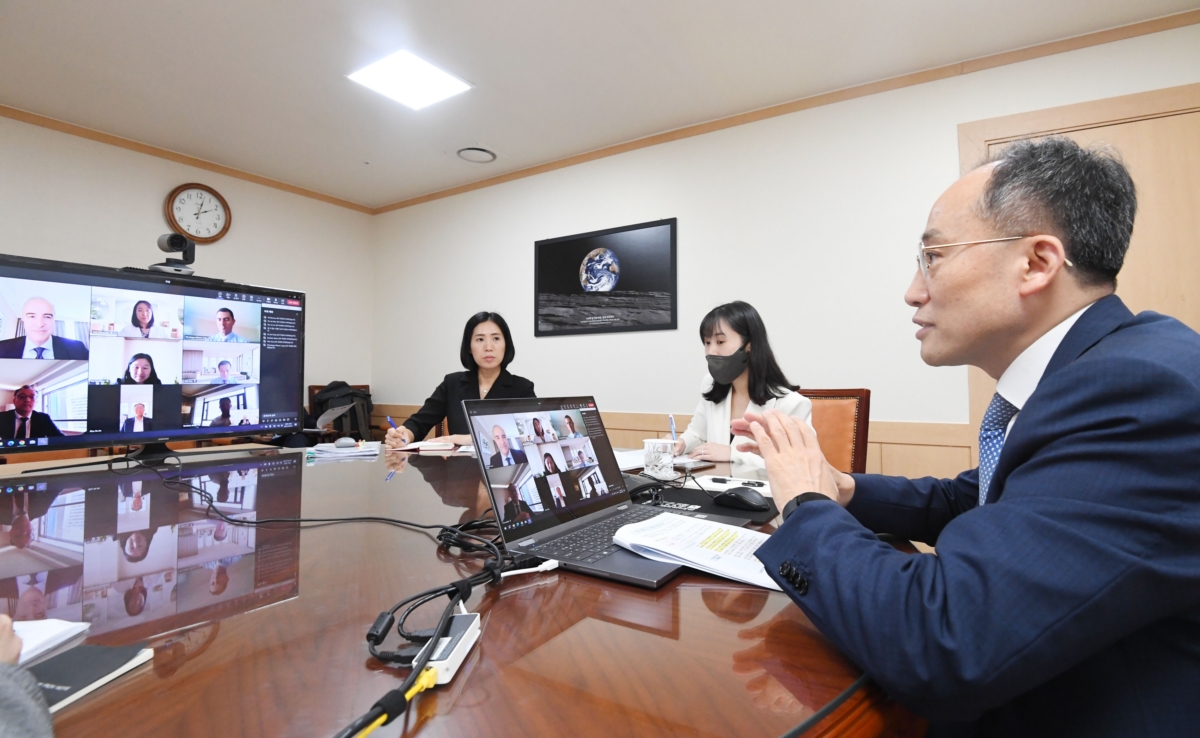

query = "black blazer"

[403,370,535,441]
[0,335,90,360]
[0,409,64,440]
[121,417,154,433]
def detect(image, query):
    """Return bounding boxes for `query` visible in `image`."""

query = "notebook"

[463,396,749,589]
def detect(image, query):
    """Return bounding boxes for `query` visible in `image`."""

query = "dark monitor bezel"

[0,252,306,455]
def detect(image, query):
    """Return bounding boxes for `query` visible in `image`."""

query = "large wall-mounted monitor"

[0,253,305,455]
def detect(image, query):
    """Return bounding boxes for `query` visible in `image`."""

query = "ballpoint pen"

[669,414,677,441]
[387,416,397,429]
[385,470,396,482]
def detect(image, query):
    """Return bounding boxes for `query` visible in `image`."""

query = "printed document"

[613,513,780,590]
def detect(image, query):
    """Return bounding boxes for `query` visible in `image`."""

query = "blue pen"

[386,416,397,429]
[669,414,677,441]
[386,470,396,482]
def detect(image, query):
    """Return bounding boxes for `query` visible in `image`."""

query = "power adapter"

[416,612,481,685]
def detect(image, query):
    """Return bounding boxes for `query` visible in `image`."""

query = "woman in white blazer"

[675,301,811,469]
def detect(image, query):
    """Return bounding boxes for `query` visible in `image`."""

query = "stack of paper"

[309,440,382,460]
[13,619,91,666]
[614,513,781,590]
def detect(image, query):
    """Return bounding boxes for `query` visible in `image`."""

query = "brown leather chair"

[799,389,871,474]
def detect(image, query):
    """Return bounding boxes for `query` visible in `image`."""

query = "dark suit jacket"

[0,410,64,440]
[756,296,1200,737]
[0,335,89,360]
[403,369,535,441]
[121,417,154,433]
[488,446,528,469]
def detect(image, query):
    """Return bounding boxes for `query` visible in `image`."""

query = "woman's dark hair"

[700,301,798,406]
[130,300,155,329]
[120,353,162,385]
[460,312,516,371]
[532,418,543,435]
[543,454,559,474]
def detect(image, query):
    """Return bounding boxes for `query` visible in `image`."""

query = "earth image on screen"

[579,248,621,292]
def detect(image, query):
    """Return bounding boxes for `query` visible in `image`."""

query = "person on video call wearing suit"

[488,425,528,468]
[209,360,240,384]
[0,386,63,441]
[207,308,247,342]
[121,403,153,433]
[740,138,1200,737]
[0,298,89,359]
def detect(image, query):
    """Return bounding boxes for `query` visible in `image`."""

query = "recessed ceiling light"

[457,147,497,163]
[348,50,471,110]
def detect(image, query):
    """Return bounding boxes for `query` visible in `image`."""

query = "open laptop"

[463,396,750,589]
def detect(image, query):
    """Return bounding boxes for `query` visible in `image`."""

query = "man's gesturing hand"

[732,410,855,510]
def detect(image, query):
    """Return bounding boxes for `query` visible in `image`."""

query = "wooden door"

[959,82,1200,460]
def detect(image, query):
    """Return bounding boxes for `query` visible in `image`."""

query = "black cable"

[778,673,872,738]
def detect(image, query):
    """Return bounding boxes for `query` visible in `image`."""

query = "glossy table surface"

[4,448,923,737]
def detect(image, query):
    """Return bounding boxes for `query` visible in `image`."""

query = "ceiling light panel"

[348,50,471,110]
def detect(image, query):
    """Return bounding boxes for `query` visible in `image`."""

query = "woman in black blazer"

[385,312,535,448]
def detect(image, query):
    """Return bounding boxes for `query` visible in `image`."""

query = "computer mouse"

[334,437,358,448]
[712,486,770,512]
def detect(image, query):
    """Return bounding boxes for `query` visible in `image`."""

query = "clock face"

[169,187,228,241]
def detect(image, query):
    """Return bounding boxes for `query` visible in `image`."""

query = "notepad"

[13,619,91,666]
[29,644,153,713]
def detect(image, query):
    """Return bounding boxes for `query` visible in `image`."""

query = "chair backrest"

[309,383,373,439]
[799,389,871,474]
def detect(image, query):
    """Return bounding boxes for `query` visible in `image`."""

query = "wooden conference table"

[13,447,923,738]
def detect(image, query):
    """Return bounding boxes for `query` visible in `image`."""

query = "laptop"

[463,396,750,589]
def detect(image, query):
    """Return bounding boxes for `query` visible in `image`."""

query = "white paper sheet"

[613,513,780,590]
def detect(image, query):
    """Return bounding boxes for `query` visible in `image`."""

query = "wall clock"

[165,183,231,243]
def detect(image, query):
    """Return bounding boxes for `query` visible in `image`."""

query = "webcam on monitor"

[150,233,196,276]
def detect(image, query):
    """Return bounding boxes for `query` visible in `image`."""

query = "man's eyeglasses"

[916,235,1073,278]
[916,236,1024,279]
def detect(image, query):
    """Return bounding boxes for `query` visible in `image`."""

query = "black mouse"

[712,486,770,512]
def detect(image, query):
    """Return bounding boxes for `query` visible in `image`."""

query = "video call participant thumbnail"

[488,423,527,468]
[208,308,247,343]
[119,353,163,385]
[1,385,63,441]
[121,403,152,433]
[121,300,173,339]
[0,298,90,360]
[210,361,239,384]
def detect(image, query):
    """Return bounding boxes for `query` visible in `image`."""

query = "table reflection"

[0,453,302,646]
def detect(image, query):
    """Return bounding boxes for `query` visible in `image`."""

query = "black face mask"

[707,346,749,385]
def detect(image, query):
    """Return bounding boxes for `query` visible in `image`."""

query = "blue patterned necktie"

[33,347,45,359]
[978,393,1020,506]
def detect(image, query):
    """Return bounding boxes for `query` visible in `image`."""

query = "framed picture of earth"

[535,218,677,337]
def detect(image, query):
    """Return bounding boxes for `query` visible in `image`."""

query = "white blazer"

[679,374,813,469]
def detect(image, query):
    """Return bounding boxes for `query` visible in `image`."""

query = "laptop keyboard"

[533,505,663,564]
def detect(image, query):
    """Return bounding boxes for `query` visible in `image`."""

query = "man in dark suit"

[120,403,153,433]
[487,424,527,468]
[0,385,64,441]
[743,138,1200,736]
[0,297,89,359]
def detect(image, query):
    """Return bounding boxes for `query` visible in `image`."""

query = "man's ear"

[1018,234,1070,297]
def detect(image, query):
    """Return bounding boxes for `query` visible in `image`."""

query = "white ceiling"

[2,1,1197,209]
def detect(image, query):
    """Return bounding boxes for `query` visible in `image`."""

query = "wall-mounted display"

[534,218,677,337]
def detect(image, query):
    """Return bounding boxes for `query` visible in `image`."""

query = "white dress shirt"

[678,374,814,468]
[22,338,53,360]
[132,418,144,432]
[208,332,247,343]
[995,302,1097,434]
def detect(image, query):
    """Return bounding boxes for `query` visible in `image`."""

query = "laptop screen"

[463,396,630,541]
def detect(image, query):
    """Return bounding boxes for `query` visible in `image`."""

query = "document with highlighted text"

[613,513,781,590]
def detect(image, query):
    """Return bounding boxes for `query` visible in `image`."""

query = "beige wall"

[0,116,376,388]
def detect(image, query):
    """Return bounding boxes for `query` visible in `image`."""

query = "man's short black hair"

[460,312,516,371]
[217,307,235,320]
[218,360,231,368]
[980,137,1137,287]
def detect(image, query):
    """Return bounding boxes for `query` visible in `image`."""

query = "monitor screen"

[0,254,305,453]
[464,396,630,541]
